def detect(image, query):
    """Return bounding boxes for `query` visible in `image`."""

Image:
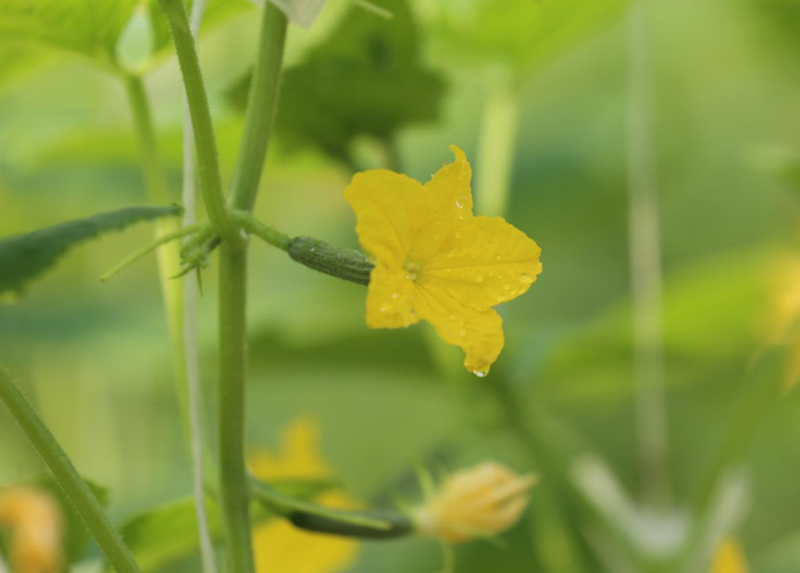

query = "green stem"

[475,70,520,218]
[157,0,239,244]
[231,211,290,250]
[218,244,255,573]
[627,0,671,510]
[250,480,412,538]
[123,75,169,205]
[100,223,206,282]
[0,364,143,573]
[229,2,288,212]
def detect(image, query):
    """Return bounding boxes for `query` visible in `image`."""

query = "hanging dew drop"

[473,369,489,378]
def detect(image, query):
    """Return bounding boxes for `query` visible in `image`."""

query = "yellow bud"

[411,462,537,543]
[0,487,64,573]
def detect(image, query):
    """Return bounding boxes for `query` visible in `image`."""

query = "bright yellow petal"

[709,539,749,573]
[421,216,542,311]
[344,170,432,268]
[411,146,473,263]
[365,265,419,329]
[414,282,504,374]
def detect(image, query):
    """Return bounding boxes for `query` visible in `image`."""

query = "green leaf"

[266,0,327,28]
[427,0,630,77]
[228,0,446,166]
[146,0,254,65]
[0,204,182,296]
[0,0,139,65]
[111,479,333,572]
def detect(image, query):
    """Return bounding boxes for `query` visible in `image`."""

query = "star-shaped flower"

[345,146,542,375]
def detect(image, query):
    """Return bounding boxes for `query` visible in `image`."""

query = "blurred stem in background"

[180,0,218,570]
[627,0,671,510]
[124,64,218,573]
[475,68,520,218]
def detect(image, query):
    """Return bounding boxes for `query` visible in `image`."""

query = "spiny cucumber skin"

[288,237,373,286]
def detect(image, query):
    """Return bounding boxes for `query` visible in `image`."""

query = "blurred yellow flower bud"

[411,461,536,543]
[0,487,64,573]
[710,538,749,573]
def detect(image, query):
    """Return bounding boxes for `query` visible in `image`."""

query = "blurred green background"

[3,0,800,571]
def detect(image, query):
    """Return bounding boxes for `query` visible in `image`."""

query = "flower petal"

[411,146,473,263]
[422,216,542,311]
[414,282,503,374]
[344,170,432,267]
[365,265,419,329]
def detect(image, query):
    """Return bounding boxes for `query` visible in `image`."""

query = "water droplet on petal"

[455,194,469,208]
[476,272,485,283]
[496,255,502,261]
[459,328,467,337]
[518,273,534,284]
[503,283,511,291]
[380,302,391,312]
[392,293,399,299]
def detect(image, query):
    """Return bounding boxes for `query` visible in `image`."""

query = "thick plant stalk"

[217,244,255,573]
[627,0,671,509]
[0,365,143,573]
[181,0,218,571]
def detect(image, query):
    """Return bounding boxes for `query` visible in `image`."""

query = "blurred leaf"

[262,0,328,28]
[0,205,182,296]
[229,0,446,166]
[147,0,254,64]
[111,479,333,572]
[426,0,629,78]
[0,0,138,65]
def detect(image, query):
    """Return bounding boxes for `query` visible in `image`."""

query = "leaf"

[228,0,446,166]
[0,204,182,296]
[427,0,630,77]
[111,479,333,572]
[146,0,254,65]
[261,0,328,28]
[0,0,138,64]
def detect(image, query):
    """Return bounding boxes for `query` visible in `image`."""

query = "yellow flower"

[709,538,749,573]
[411,461,536,543]
[345,146,542,376]
[0,486,64,573]
[249,418,358,573]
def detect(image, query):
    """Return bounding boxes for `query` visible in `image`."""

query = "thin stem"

[217,244,255,573]
[158,0,239,244]
[181,0,218,570]
[475,69,520,218]
[231,210,290,250]
[0,364,143,573]
[627,0,671,509]
[229,2,288,212]
[123,75,170,205]
[100,223,205,282]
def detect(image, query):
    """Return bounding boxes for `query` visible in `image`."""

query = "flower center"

[403,260,420,282]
